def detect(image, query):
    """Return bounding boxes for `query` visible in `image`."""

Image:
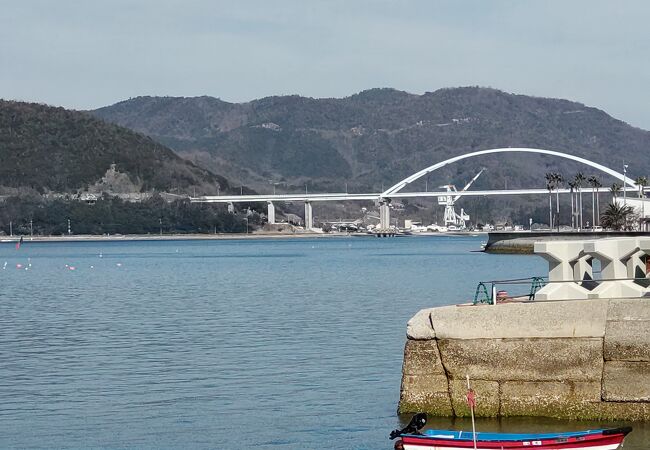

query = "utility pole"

[30,220,33,237]
[9,221,13,237]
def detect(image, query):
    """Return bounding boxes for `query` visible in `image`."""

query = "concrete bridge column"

[379,199,391,229]
[267,201,276,224]
[304,201,313,230]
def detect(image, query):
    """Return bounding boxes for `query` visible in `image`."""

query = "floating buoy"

[16,263,23,269]
[69,266,76,271]
[116,263,122,267]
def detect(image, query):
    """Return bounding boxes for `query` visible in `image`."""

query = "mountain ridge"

[91,87,650,207]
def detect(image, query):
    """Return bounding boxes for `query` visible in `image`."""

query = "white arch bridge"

[190,148,638,230]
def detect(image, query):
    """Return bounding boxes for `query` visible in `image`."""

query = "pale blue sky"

[1,0,649,129]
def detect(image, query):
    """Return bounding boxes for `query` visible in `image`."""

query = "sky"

[1,0,649,129]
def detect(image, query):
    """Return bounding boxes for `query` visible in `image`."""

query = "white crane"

[437,169,485,229]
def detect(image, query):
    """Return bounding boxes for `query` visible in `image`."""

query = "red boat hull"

[399,431,626,450]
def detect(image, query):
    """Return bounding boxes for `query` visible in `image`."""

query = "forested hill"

[92,88,650,194]
[0,100,232,194]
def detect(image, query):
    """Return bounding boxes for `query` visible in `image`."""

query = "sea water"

[0,236,647,448]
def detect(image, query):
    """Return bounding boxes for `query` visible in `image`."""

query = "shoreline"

[0,231,486,243]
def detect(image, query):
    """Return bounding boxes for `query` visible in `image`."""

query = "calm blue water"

[0,235,647,449]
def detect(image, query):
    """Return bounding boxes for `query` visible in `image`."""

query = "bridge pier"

[267,201,276,224]
[304,201,314,230]
[379,199,391,229]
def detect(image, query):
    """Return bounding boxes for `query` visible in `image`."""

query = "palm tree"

[611,183,622,202]
[601,202,636,231]
[637,176,649,198]
[574,172,585,229]
[635,176,648,230]
[545,172,554,229]
[589,176,603,225]
[553,173,563,230]
[587,176,600,228]
[568,180,577,229]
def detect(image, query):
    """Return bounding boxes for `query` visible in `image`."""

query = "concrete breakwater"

[399,298,650,420]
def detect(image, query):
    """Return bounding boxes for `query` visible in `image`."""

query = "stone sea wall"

[399,298,650,420]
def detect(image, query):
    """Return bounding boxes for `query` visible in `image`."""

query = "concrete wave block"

[406,308,436,340]
[429,300,608,339]
[448,379,499,417]
[500,381,601,418]
[402,339,445,375]
[438,338,603,382]
[535,283,589,301]
[534,241,589,281]
[602,361,650,401]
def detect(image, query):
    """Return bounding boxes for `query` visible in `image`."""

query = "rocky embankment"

[399,298,650,420]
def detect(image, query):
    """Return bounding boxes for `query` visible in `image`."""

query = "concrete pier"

[379,200,390,230]
[304,201,313,231]
[267,201,276,224]
[484,231,650,254]
[398,298,650,420]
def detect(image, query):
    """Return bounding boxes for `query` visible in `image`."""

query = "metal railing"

[473,276,650,305]
[473,277,546,305]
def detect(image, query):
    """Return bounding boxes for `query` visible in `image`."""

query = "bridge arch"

[381,147,636,197]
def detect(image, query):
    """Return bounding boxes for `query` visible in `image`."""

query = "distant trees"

[0,195,253,236]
